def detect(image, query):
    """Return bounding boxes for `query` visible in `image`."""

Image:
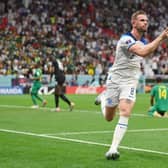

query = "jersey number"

[159,88,167,99]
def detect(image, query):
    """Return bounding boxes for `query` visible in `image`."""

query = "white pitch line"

[119,145,168,156]
[0,104,147,117]
[0,128,168,156]
[0,104,100,113]
[0,104,92,112]
[43,128,168,136]
[0,104,51,111]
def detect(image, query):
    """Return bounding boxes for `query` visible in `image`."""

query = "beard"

[136,26,148,33]
[137,25,148,33]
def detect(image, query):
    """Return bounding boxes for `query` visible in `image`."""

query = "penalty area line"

[0,128,168,156]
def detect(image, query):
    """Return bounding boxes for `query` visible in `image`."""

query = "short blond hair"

[131,10,147,21]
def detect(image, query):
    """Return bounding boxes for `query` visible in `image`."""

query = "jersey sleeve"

[150,86,156,97]
[120,35,136,50]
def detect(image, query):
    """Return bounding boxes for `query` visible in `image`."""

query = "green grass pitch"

[0,93,168,168]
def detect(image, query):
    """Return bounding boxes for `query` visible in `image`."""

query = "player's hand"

[160,27,168,40]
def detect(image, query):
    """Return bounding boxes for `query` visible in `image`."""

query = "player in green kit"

[30,63,47,108]
[148,77,168,117]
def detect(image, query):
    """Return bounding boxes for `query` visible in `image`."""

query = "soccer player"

[95,10,168,160]
[148,77,168,117]
[30,62,47,108]
[50,57,74,112]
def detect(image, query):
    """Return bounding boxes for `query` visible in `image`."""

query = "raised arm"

[129,27,168,57]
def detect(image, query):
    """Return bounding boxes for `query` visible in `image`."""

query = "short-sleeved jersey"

[33,68,42,81]
[108,32,147,85]
[150,84,168,111]
[52,59,65,84]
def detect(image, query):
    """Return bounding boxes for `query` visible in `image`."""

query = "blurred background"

[0,0,168,94]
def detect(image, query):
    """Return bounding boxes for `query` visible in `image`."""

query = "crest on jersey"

[125,39,132,44]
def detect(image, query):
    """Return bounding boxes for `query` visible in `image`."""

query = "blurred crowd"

[0,0,168,78]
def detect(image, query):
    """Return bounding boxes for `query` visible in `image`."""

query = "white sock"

[109,116,129,152]
[100,92,106,117]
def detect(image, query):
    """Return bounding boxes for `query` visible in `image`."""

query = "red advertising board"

[66,86,105,94]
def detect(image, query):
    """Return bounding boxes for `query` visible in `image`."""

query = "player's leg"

[60,94,71,105]
[35,83,47,106]
[97,87,119,159]
[105,86,136,160]
[31,92,38,107]
[55,94,60,112]
[56,76,75,111]
[148,106,156,116]
[55,84,61,112]
[105,106,120,160]
[60,94,75,111]
[95,87,118,120]
[148,106,162,117]
[35,93,47,107]
[106,99,134,160]
[59,84,74,111]
[163,112,168,118]
[42,99,47,107]
[95,90,106,105]
[30,84,39,108]
[35,94,44,102]
[153,112,163,117]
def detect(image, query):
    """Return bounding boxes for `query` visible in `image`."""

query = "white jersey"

[108,32,147,85]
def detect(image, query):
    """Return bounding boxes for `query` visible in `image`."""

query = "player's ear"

[131,19,135,26]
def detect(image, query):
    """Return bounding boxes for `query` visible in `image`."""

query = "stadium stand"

[0,0,168,84]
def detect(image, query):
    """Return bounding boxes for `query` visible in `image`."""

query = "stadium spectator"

[148,77,168,117]
[95,10,168,160]
[0,0,168,81]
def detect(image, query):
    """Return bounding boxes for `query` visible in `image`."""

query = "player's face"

[134,14,149,33]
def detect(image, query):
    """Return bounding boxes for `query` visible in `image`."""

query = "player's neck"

[131,29,143,40]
